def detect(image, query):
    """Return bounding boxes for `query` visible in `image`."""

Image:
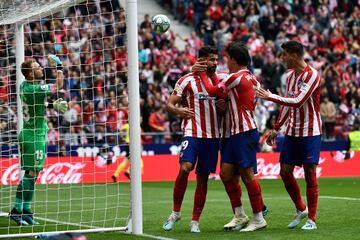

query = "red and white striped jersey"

[271,64,322,137]
[216,72,231,138]
[223,68,260,135]
[173,73,222,138]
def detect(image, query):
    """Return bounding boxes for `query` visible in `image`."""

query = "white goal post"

[0,0,142,238]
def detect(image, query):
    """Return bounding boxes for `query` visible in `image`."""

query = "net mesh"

[0,0,132,237]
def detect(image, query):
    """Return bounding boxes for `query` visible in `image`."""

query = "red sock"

[245,180,263,214]
[281,173,306,211]
[192,184,208,221]
[222,179,242,212]
[305,170,318,222]
[258,183,265,210]
[173,173,189,212]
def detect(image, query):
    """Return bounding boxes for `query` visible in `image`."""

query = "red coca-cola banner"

[1,151,359,185]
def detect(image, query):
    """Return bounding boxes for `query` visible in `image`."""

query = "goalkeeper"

[9,55,68,225]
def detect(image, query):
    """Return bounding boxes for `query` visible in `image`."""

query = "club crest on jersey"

[41,85,49,90]
[195,93,216,100]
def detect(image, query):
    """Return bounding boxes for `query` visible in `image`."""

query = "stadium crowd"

[0,0,359,147]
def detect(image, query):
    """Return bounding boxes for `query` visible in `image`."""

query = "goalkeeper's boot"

[223,215,249,231]
[22,209,40,225]
[163,211,181,231]
[240,218,267,232]
[9,208,28,226]
[190,220,200,233]
[301,219,317,230]
[288,207,308,229]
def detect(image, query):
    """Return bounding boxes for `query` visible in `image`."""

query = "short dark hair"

[226,41,251,67]
[21,59,35,79]
[281,41,304,57]
[198,46,217,58]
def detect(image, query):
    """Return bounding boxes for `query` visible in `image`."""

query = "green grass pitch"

[1,177,359,240]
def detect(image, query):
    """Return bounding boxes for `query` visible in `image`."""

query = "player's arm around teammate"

[193,61,259,231]
[163,46,222,233]
[198,41,267,232]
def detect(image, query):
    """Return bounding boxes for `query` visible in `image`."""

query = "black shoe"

[124,171,130,180]
[9,208,28,225]
[262,205,269,217]
[111,175,117,183]
[22,209,39,225]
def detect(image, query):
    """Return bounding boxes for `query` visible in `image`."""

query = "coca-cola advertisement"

[1,151,359,185]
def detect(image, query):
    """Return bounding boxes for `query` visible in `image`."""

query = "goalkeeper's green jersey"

[20,81,54,135]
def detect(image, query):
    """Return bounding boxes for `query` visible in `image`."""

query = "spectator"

[47,122,59,145]
[148,106,167,144]
[320,96,336,140]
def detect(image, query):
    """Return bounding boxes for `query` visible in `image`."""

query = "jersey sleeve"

[172,78,188,97]
[22,83,55,95]
[198,72,228,98]
[274,106,289,131]
[223,72,240,89]
[267,70,320,108]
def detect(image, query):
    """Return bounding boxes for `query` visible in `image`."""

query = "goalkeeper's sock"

[192,183,207,222]
[305,169,318,222]
[245,180,263,214]
[173,172,189,212]
[22,173,35,212]
[114,159,128,178]
[14,199,22,212]
[13,173,35,212]
[222,178,242,213]
[281,173,306,211]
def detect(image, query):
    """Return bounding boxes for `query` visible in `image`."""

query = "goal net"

[0,0,142,238]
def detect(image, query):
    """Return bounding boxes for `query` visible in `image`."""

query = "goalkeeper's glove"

[48,54,63,70]
[53,98,68,113]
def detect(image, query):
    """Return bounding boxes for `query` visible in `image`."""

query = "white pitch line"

[320,196,360,201]
[0,212,176,240]
[33,216,176,240]
[35,215,99,229]
[140,233,177,240]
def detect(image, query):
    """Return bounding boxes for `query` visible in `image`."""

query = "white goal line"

[0,212,175,240]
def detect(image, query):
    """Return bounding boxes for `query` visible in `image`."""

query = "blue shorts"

[179,137,220,174]
[219,138,229,160]
[220,138,240,175]
[280,135,321,166]
[222,129,259,173]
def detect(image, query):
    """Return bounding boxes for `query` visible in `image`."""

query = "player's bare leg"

[301,164,318,230]
[239,167,267,232]
[280,164,308,228]
[221,163,249,230]
[163,162,192,231]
